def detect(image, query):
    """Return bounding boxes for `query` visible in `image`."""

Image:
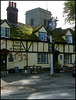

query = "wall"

[26,8,51,26]
[55,43,75,67]
[28,53,50,68]
[1,39,50,69]
[7,52,27,69]
[1,22,10,28]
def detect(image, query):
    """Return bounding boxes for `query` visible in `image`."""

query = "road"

[1,71,75,99]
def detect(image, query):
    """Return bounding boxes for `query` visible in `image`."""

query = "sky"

[1,1,73,29]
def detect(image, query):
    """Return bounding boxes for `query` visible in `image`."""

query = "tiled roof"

[52,28,75,43]
[11,22,40,41]
[1,19,75,43]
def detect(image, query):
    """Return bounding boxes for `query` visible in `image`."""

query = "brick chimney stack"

[6,1,18,25]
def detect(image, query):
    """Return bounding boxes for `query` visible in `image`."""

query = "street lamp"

[48,17,58,75]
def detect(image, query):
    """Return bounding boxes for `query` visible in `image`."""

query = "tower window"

[44,19,46,26]
[31,19,34,26]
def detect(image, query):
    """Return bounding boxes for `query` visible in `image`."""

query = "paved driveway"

[1,71,75,99]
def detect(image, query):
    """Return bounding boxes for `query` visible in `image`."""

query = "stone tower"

[25,7,51,26]
[6,1,18,25]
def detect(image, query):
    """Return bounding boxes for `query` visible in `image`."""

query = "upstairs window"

[5,28,10,38]
[1,27,10,38]
[31,19,34,26]
[39,32,47,41]
[1,27,4,37]
[65,35,73,43]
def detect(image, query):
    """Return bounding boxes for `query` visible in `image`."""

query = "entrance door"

[1,54,7,71]
[53,53,58,63]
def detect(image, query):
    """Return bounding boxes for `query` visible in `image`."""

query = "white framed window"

[38,53,48,63]
[65,35,73,43]
[64,54,71,64]
[5,28,10,38]
[39,32,47,41]
[1,27,5,37]
[1,27,10,38]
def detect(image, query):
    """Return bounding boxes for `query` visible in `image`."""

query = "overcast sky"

[1,1,73,29]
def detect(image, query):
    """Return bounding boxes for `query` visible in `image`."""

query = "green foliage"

[63,1,75,24]
[54,62,61,69]
[1,65,6,71]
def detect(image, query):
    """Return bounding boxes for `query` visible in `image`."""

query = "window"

[65,35,73,43]
[38,53,48,63]
[39,32,47,41]
[64,54,71,64]
[1,27,10,38]
[5,28,10,38]
[31,19,34,26]
[44,19,46,26]
[1,27,4,37]
[60,55,62,60]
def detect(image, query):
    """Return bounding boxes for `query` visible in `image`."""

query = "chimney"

[6,1,18,25]
[14,3,16,8]
[9,1,11,7]
[12,2,13,7]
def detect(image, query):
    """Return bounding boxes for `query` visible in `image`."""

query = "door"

[53,53,58,63]
[1,54,7,71]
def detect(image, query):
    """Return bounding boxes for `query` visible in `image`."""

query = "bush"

[1,66,6,71]
[54,62,62,73]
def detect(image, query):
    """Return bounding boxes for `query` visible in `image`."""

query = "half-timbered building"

[1,1,75,72]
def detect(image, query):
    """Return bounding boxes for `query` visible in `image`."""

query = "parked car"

[72,60,76,77]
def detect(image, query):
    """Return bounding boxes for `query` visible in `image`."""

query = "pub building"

[1,2,75,73]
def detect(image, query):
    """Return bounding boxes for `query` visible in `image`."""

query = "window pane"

[44,54,47,63]
[64,54,71,64]
[39,33,47,41]
[44,33,47,41]
[69,36,72,43]
[5,28,10,38]
[38,53,48,63]
[66,35,72,43]
[39,33,43,40]
[38,54,41,63]
[41,54,44,63]
[1,28,4,37]
[66,36,69,43]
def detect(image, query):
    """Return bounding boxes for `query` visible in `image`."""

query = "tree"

[63,1,75,25]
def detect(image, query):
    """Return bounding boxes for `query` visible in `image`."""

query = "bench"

[28,65,42,73]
